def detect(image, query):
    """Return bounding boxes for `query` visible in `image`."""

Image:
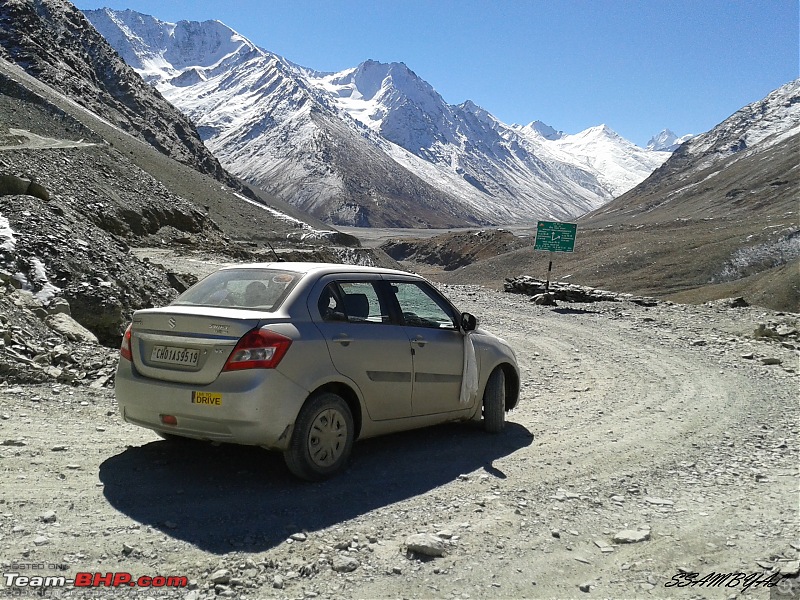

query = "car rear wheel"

[284,392,354,481]
[482,368,506,433]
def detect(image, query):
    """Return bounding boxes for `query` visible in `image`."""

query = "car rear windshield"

[172,268,301,311]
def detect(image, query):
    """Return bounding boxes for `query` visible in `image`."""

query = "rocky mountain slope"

[84,9,672,228]
[0,0,241,189]
[390,80,800,312]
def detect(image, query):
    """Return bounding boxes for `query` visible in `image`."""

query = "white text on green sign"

[534,221,577,252]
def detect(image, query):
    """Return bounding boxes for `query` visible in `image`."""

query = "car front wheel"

[284,392,354,481]
[482,368,506,433]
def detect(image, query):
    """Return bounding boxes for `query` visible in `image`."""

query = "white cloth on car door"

[459,332,478,405]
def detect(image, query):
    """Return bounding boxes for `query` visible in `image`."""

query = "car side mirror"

[461,312,477,332]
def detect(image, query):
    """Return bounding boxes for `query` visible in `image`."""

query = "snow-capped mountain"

[85,9,673,228]
[647,129,694,152]
[681,80,800,163]
[585,78,800,225]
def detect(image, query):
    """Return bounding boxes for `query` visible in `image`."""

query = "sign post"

[533,221,577,292]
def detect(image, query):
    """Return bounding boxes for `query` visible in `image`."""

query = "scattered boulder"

[754,322,800,343]
[166,271,198,293]
[62,287,124,346]
[0,268,16,287]
[45,313,99,344]
[405,533,447,557]
[728,296,749,307]
[46,297,71,316]
[0,174,50,201]
[612,529,651,544]
[532,292,557,306]
[209,569,230,584]
[331,555,359,573]
[1,282,118,386]
[39,510,56,523]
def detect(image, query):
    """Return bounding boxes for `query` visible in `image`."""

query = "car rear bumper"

[115,359,310,450]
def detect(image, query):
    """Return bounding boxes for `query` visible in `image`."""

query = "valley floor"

[1,280,798,599]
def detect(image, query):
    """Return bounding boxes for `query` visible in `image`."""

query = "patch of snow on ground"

[30,258,61,304]
[232,194,336,240]
[0,213,16,253]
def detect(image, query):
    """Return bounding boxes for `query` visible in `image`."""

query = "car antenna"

[265,241,284,262]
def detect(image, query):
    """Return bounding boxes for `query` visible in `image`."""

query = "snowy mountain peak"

[327,60,431,100]
[523,120,564,140]
[646,128,693,152]
[459,100,496,124]
[647,128,677,150]
[84,8,257,83]
[582,124,620,139]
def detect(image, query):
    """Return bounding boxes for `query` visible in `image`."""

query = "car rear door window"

[320,282,389,324]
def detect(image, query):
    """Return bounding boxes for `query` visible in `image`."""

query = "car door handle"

[411,335,427,347]
[332,334,351,347]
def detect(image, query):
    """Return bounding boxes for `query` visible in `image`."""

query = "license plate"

[150,345,199,367]
[191,391,222,406]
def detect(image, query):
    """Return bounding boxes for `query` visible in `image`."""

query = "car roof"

[218,262,415,278]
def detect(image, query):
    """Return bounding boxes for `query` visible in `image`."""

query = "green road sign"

[534,221,577,252]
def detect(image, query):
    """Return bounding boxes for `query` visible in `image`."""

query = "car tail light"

[120,324,133,361]
[223,328,292,371]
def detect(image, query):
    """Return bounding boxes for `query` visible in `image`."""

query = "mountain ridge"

[84,8,677,228]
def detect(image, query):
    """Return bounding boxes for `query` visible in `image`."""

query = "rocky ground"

[0,252,798,599]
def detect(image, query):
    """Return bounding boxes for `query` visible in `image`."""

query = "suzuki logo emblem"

[168,318,176,329]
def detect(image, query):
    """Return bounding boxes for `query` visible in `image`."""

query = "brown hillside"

[429,132,798,312]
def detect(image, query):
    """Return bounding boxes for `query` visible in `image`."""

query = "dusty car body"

[116,263,520,480]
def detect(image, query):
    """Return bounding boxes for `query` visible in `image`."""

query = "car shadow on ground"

[99,422,533,554]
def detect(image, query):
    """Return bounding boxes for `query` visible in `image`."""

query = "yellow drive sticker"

[191,391,222,406]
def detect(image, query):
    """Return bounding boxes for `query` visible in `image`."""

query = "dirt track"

[0,281,798,599]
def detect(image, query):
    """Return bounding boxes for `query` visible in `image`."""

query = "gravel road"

[1,282,797,599]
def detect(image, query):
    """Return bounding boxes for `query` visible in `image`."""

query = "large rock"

[405,533,447,557]
[331,555,359,573]
[62,287,124,346]
[45,313,99,344]
[0,174,49,201]
[612,529,651,544]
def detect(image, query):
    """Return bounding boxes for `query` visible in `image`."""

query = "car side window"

[322,281,388,324]
[391,282,457,329]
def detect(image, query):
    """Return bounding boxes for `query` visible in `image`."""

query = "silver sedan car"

[116,263,520,480]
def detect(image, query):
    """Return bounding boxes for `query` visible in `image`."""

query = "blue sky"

[73,0,798,147]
